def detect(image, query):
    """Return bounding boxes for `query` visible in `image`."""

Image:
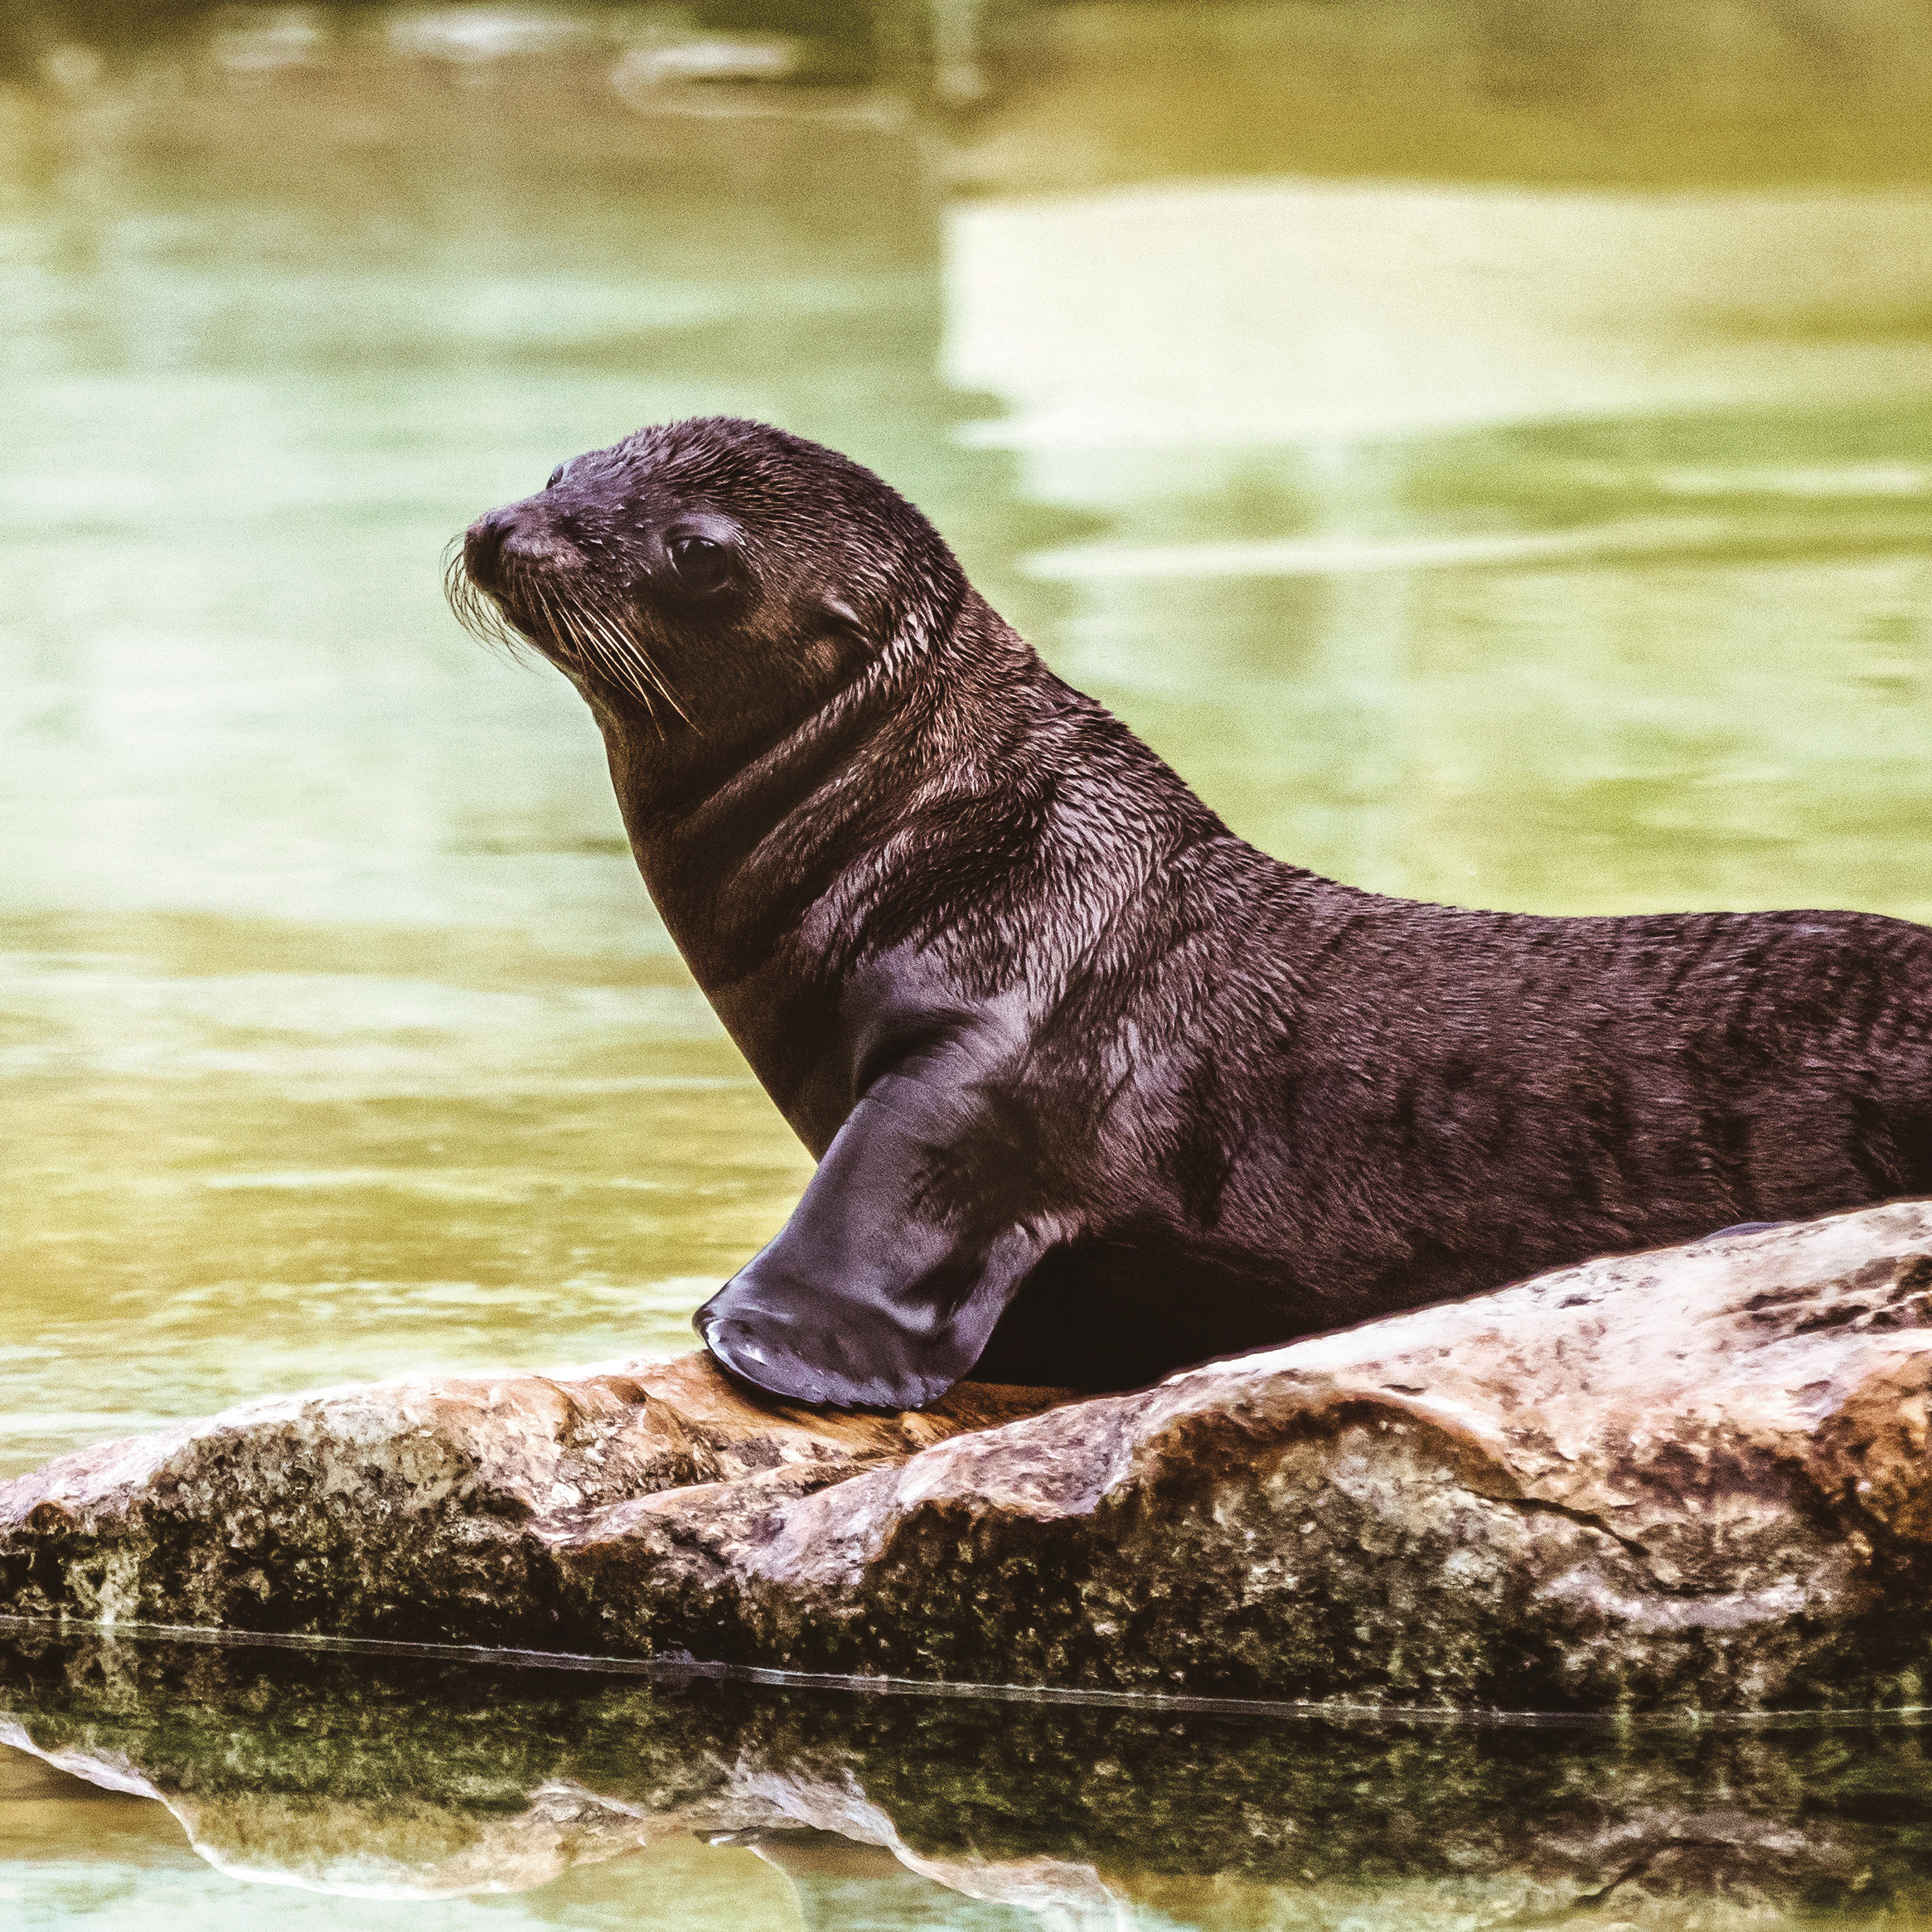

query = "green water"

[4,0,1932,1922]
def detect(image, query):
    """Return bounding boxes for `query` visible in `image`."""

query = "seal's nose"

[463,501,571,596]
[462,506,518,595]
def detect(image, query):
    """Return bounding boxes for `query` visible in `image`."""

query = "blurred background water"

[2,2,1932,1920]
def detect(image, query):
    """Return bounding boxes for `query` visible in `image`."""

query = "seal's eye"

[666,533,733,595]
[546,465,565,490]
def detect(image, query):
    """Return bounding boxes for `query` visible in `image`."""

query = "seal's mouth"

[445,506,690,729]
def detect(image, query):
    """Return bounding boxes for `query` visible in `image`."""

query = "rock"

[4,1202,1932,1711]
[3,1629,1931,1926]
[0,1353,1067,1646]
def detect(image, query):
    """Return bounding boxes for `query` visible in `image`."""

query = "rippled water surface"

[3,1,1932,1921]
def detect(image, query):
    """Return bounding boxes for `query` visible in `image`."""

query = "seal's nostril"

[463,507,516,593]
[464,502,570,596]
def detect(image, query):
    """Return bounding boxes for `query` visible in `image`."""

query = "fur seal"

[453,417,1932,1410]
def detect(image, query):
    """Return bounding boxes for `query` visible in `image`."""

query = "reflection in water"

[948,180,1932,448]
[7,1630,1932,1930]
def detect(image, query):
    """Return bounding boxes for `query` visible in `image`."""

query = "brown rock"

[4,1202,1932,1710]
[0,1353,1067,1647]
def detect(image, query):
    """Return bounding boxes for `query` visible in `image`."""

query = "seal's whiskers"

[444,534,691,735]
[580,595,693,730]
[543,586,663,734]
[441,539,531,662]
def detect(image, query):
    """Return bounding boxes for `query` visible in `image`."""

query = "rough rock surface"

[5,1201,1932,1711]
[0,1353,1063,1649]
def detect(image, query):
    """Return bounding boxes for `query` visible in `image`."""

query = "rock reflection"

[3,1631,1932,1930]
[0,1734,674,1899]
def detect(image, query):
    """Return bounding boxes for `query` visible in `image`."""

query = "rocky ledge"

[4,1200,1932,1712]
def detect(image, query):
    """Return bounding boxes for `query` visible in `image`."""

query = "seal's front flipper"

[694,1077,1051,1411]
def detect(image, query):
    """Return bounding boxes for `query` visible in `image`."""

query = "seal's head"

[448,417,965,746]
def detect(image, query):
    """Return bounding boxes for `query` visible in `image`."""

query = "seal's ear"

[819,592,870,648]
[693,1077,1051,1411]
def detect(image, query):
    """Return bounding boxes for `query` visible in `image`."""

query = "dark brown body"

[458,417,1932,1409]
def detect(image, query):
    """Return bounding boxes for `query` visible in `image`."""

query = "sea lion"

[453,416,1932,1411]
